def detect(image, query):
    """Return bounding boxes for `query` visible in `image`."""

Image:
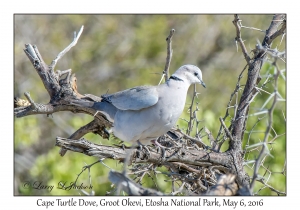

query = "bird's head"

[171,65,206,88]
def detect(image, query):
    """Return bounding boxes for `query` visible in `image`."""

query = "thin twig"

[232,15,251,64]
[219,117,234,142]
[187,84,197,135]
[256,179,286,195]
[50,26,84,70]
[241,25,266,33]
[24,92,37,110]
[246,116,265,149]
[163,29,175,82]
[59,159,100,192]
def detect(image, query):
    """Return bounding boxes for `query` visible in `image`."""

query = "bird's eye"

[194,72,198,76]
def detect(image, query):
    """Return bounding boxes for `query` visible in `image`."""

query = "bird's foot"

[152,139,167,149]
[137,140,151,159]
[158,146,166,162]
[151,139,167,162]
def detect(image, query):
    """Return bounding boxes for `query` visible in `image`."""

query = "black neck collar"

[169,75,184,82]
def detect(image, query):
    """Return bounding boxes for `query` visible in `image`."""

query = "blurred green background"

[14,14,286,195]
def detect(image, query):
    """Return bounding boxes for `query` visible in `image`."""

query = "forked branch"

[14,26,112,145]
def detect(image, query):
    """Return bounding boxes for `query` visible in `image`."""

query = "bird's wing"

[102,85,159,111]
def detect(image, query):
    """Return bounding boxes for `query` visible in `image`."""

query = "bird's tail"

[70,99,116,122]
[70,99,95,108]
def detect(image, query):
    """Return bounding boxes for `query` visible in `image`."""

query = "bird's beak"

[200,80,206,88]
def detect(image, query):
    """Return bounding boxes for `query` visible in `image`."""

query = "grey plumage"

[102,86,159,111]
[72,64,205,145]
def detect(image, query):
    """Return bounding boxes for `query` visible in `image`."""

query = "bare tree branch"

[231,14,285,150]
[225,14,286,190]
[55,137,233,168]
[23,44,60,97]
[59,119,110,156]
[263,16,286,46]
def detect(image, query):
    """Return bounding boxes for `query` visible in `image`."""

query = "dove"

[72,64,205,145]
